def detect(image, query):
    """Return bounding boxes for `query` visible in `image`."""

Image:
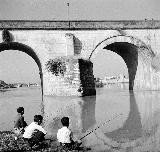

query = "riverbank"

[0,131,91,152]
[0,131,54,152]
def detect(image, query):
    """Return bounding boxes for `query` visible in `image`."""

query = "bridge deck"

[0,20,160,30]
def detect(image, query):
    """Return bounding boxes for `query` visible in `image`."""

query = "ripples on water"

[1,84,160,151]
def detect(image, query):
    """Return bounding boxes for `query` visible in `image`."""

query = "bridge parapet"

[0,20,160,30]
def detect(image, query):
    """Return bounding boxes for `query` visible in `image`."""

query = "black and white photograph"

[0,0,160,151]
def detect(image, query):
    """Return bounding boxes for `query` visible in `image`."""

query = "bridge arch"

[0,42,43,100]
[89,35,155,90]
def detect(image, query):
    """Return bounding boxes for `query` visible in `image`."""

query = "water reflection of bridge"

[105,90,142,142]
[43,88,160,151]
[45,90,141,138]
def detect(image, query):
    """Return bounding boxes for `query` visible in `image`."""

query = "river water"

[1,84,160,151]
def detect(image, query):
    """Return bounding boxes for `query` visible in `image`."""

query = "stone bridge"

[0,20,160,97]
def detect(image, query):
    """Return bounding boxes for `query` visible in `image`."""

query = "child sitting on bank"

[57,117,82,151]
[14,107,27,138]
[23,115,47,147]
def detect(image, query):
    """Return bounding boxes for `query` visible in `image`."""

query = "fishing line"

[80,113,123,140]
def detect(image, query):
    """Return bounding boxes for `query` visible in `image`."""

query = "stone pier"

[43,56,96,96]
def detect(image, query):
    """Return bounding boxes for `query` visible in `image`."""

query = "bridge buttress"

[43,56,96,96]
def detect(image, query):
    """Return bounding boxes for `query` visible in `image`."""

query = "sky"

[0,50,40,83]
[0,0,159,83]
[0,0,160,20]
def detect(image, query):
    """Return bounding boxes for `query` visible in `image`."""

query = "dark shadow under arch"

[104,42,138,90]
[0,42,43,101]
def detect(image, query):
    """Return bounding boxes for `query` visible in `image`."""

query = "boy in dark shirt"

[14,107,27,138]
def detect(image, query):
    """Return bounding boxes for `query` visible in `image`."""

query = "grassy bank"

[0,131,60,152]
[0,131,90,152]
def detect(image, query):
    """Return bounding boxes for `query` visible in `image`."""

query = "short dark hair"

[34,115,43,123]
[61,117,69,127]
[17,107,24,113]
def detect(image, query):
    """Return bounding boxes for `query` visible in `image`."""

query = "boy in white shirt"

[23,115,47,147]
[57,117,82,151]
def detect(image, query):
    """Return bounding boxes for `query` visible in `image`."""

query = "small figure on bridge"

[14,107,27,139]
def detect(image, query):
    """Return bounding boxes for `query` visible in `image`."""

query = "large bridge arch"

[0,42,43,100]
[89,35,155,90]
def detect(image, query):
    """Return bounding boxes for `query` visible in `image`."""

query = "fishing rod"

[47,113,122,142]
[44,114,122,151]
[80,113,123,140]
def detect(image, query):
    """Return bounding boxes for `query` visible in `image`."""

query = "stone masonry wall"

[43,56,96,96]
[44,56,81,96]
